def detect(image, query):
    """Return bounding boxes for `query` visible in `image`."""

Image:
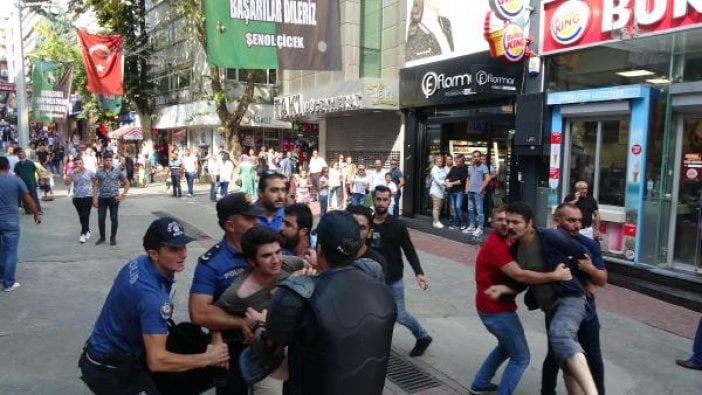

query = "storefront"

[275,78,401,168]
[400,51,524,218]
[540,0,702,273]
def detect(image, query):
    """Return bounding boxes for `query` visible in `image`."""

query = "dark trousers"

[171,175,182,196]
[72,197,93,235]
[98,197,119,240]
[79,350,160,395]
[22,183,41,214]
[541,315,604,395]
[215,334,247,395]
[393,190,401,216]
[185,172,195,195]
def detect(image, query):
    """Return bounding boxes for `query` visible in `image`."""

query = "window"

[360,0,382,77]
[226,68,277,84]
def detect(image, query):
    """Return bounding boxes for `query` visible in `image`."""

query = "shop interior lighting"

[645,77,671,84]
[616,69,655,77]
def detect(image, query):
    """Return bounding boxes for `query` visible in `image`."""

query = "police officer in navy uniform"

[244,211,397,395]
[79,217,230,394]
[189,192,264,394]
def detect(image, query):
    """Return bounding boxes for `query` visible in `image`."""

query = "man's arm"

[92,177,99,208]
[479,168,491,193]
[577,255,607,287]
[500,261,572,284]
[118,174,130,202]
[398,223,428,288]
[143,333,229,372]
[592,209,601,238]
[189,294,253,340]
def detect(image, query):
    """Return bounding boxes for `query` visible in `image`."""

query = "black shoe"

[676,359,702,370]
[469,383,499,394]
[110,238,116,246]
[95,238,106,245]
[409,336,432,357]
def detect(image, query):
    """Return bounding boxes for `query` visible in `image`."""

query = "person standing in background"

[429,156,447,228]
[207,152,221,202]
[183,149,198,197]
[465,151,490,238]
[308,150,327,202]
[219,153,235,198]
[168,154,183,198]
[318,167,330,215]
[389,159,406,216]
[564,180,601,240]
[445,154,468,230]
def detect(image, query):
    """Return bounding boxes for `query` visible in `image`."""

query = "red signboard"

[0,82,15,92]
[540,0,702,55]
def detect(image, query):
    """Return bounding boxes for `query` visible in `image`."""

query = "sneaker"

[432,222,444,229]
[85,231,91,241]
[462,226,476,234]
[469,383,499,394]
[95,238,106,245]
[188,193,193,197]
[110,238,117,246]
[3,282,21,292]
[409,336,432,357]
[448,226,457,230]
[79,234,86,243]
[472,228,484,237]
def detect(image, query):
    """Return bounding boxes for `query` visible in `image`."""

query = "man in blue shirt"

[79,217,230,394]
[255,171,286,231]
[465,150,491,237]
[0,157,41,292]
[189,192,263,394]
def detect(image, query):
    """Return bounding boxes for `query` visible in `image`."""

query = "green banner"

[204,0,341,70]
[31,61,73,121]
[97,94,123,114]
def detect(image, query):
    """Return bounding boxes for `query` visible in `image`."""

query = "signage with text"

[541,0,702,55]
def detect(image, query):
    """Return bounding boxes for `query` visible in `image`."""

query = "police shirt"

[255,201,284,231]
[87,255,173,358]
[190,238,249,300]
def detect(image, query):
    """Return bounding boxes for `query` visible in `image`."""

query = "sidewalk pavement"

[0,182,700,394]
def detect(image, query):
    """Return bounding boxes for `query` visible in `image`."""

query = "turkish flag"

[77,29,123,95]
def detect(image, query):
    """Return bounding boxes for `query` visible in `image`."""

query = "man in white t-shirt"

[370,159,387,190]
[182,149,198,197]
[308,150,327,201]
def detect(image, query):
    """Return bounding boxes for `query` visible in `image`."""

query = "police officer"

[79,217,230,394]
[189,192,264,394]
[244,211,397,395]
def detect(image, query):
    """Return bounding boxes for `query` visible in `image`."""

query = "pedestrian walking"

[349,165,369,206]
[294,170,311,205]
[13,148,42,214]
[328,162,342,210]
[308,150,327,201]
[206,153,221,202]
[64,157,95,243]
[183,149,198,196]
[676,316,702,370]
[93,153,129,246]
[318,167,330,215]
[219,153,234,197]
[389,159,406,216]
[78,217,230,394]
[371,185,433,357]
[0,157,41,292]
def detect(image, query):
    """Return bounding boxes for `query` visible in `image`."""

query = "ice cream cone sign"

[483,0,534,63]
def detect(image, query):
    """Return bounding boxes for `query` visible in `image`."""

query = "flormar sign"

[541,0,702,55]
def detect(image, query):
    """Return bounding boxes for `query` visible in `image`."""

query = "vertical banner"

[97,94,123,114]
[31,61,74,121]
[77,29,124,95]
[204,0,341,70]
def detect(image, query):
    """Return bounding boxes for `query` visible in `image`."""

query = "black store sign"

[399,53,523,109]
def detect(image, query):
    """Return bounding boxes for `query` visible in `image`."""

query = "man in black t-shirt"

[445,154,468,229]
[347,204,386,281]
[563,180,601,239]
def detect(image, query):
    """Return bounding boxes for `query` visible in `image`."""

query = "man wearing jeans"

[93,153,130,246]
[183,149,198,197]
[372,185,433,357]
[0,157,41,292]
[473,207,572,395]
[465,151,490,237]
[445,154,468,230]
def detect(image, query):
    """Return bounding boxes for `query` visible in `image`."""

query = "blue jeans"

[220,181,230,197]
[388,279,429,340]
[185,172,195,195]
[319,194,329,215]
[209,175,219,201]
[351,193,365,206]
[472,312,530,395]
[467,191,485,229]
[449,192,465,227]
[330,186,342,208]
[0,225,20,289]
[542,306,604,395]
[393,190,401,216]
[546,296,587,364]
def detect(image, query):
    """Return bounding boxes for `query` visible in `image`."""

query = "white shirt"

[183,155,198,173]
[350,175,369,194]
[207,157,220,176]
[7,154,18,175]
[430,165,448,199]
[219,161,234,182]
[370,168,387,189]
[309,157,327,173]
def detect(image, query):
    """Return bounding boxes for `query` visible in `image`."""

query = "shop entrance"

[421,110,515,223]
[669,115,702,272]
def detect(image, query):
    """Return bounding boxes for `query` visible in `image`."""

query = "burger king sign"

[484,0,534,62]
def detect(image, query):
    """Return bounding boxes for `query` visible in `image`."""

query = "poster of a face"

[405,0,491,67]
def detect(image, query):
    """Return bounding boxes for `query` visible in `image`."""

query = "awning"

[109,125,143,140]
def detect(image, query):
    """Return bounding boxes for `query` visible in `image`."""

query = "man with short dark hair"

[13,148,42,214]
[445,154,468,229]
[280,203,313,257]
[389,158,406,216]
[93,153,129,245]
[347,204,386,281]
[0,156,41,292]
[246,211,396,395]
[79,217,230,394]
[372,185,432,357]
[256,171,286,231]
[564,180,601,239]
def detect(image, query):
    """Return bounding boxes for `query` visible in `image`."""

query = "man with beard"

[189,193,264,395]
[347,204,386,282]
[256,171,286,231]
[371,185,432,357]
[280,203,313,257]
[13,148,42,214]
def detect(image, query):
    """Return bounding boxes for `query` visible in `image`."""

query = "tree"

[165,0,255,163]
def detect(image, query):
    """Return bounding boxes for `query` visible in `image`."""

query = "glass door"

[671,117,702,272]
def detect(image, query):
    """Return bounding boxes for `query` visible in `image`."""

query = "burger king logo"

[492,0,526,20]
[550,0,591,46]
[502,23,526,62]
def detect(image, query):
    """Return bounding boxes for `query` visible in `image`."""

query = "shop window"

[239,69,268,84]
[177,70,191,90]
[360,0,382,78]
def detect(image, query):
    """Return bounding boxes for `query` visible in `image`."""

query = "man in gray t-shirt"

[464,151,490,237]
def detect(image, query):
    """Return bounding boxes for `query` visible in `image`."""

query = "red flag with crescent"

[77,29,123,95]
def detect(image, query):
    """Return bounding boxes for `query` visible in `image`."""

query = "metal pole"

[13,1,29,148]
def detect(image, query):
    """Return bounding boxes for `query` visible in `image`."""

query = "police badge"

[160,302,173,320]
